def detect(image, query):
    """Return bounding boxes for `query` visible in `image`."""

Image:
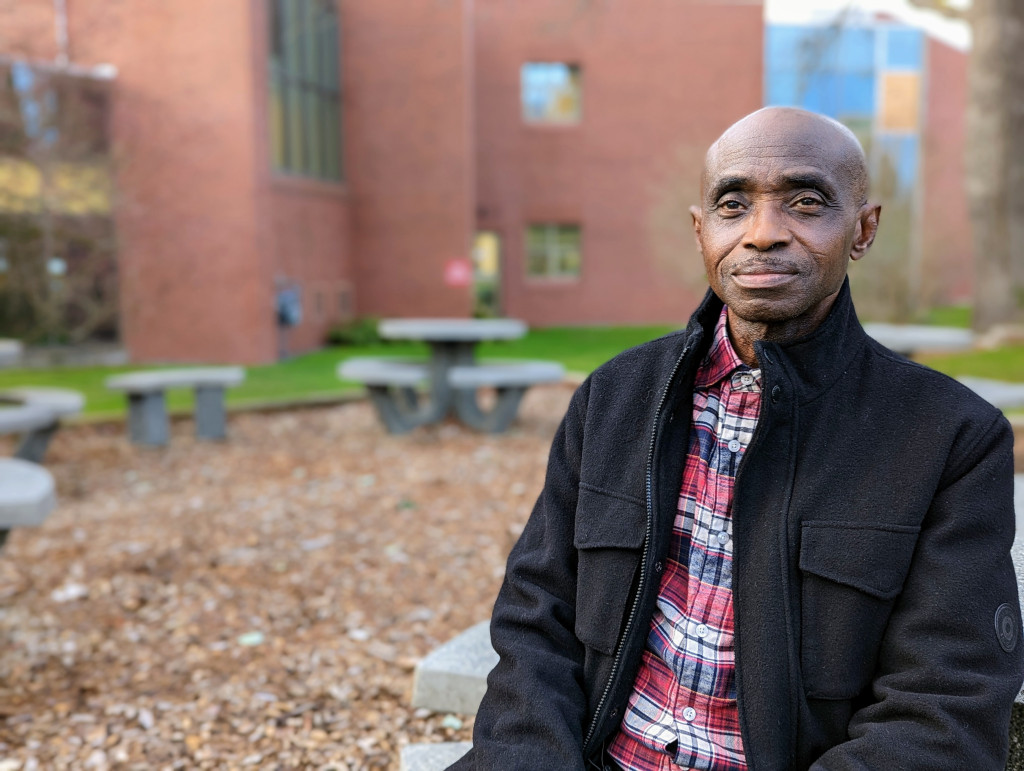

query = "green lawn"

[915,305,972,329]
[917,346,1024,382]
[6,321,1024,419]
[0,327,678,418]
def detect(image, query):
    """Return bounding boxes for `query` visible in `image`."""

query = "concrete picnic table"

[339,318,564,433]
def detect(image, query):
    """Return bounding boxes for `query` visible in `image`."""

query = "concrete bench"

[338,357,430,388]
[0,457,56,549]
[412,620,496,715]
[0,387,85,462]
[402,623,493,770]
[106,367,245,446]
[400,742,472,771]
[338,358,436,434]
[448,361,565,433]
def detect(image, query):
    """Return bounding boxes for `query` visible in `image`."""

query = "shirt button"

[728,439,741,453]
[682,707,697,722]
[717,531,729,545]
[696,624,709,638]
[740,373,753,385]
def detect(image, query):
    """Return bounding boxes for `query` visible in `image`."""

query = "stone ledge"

[400,742,472,771]
[411,621,496,715]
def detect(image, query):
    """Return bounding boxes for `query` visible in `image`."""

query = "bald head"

[703,107,870,206]
[689,106,882,364]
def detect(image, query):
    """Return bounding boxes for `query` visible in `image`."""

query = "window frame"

[520,62,582,126]
[268,0,343,182]
[525,224,582,280]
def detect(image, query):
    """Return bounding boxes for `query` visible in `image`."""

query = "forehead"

[707,134,846,191]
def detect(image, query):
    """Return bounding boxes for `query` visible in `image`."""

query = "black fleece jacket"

[453,282,1024,770]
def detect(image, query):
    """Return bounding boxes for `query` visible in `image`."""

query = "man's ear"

[850,203,881,261]
[690,205,704,255]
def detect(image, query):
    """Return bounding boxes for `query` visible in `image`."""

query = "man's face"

[691,114,877,329]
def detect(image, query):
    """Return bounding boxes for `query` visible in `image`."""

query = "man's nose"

[742,203,791,252]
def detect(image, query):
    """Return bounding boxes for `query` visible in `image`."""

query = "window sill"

[524,275,581,286]
[271,173,349,198]
[521,121,582,130]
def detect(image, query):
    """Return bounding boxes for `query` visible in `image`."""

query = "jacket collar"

[686,278,868,402]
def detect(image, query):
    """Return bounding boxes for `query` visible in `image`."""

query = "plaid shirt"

[608,307,761,770]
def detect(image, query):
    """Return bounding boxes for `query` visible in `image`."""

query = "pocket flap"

[574,487,646,549]
[799,522,920,600]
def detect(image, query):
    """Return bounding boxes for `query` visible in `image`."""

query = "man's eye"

[720,200,743,210]
[795,196,823,207]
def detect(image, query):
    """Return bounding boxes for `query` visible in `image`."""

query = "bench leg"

[15,421,59,464]
[195,386,228,440]
[367,386,421,434]
[454,386,527,433]
[366,382,457,435]
[128,392,169,446]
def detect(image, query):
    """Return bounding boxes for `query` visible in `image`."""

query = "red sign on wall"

[444,258,473,288]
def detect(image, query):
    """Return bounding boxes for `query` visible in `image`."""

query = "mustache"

[731,257,798,275]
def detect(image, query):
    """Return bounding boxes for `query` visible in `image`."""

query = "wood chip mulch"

[0,384,575,770]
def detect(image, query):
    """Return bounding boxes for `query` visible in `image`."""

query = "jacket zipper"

[582,339,692,752]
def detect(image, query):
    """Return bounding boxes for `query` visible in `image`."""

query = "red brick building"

[0,1,965,363]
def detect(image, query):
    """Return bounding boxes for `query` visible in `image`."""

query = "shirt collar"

[695,306,753,389]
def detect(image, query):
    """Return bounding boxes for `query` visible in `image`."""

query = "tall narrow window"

[521,63,582,124]
[526,225,581,279]
[268,0,342,181]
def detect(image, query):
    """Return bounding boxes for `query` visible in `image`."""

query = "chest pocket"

[573,487,647,656]
[799,521,920,699]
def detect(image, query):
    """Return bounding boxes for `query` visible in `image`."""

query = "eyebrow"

[707,171,839,204]
[706,175,749,204]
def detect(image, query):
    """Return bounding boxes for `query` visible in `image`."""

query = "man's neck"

[725,294,840,368]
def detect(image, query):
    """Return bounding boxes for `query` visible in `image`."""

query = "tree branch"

[906,0,970,22]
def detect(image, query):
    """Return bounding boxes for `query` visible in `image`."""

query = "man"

[452,107,1024,769]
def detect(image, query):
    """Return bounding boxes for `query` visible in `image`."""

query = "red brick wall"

[474,0,764,326]
[343,0,475,319]
[921,37,973,306]
[64,0,276,363]
[0,0,58,60]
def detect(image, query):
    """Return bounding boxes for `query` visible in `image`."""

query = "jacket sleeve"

[449,380,591,771]
[813,414,1024,770]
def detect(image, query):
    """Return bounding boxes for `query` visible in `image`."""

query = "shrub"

[326,317,381,347]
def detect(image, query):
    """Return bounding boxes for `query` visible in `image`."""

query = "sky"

[764,0,971,50]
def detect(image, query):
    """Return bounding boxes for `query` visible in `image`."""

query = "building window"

[526,225,581,278]
[521,63,581,124]
[268,0,342,181]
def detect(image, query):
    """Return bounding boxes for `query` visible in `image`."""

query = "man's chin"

[724,297,801,325]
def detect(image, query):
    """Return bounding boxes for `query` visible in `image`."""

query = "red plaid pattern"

[608,307,761,770]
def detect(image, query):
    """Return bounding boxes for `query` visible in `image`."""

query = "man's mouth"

[731,266,798,289]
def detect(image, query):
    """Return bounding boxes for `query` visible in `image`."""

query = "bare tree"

[909,0,1024,331]
[0,59,118,344]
